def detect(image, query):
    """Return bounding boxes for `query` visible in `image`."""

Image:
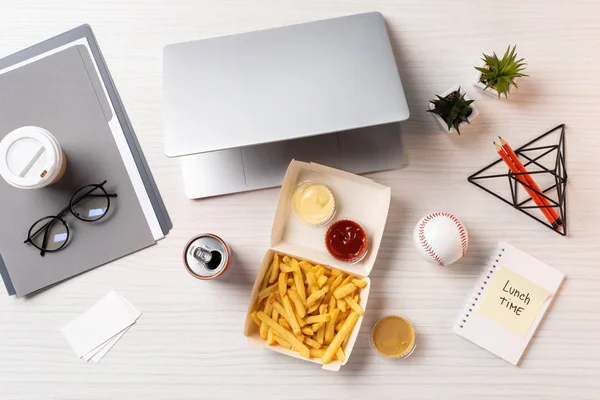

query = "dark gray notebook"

[0,26,171,297]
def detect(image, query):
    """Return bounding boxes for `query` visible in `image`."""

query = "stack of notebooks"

[0,25,171,297]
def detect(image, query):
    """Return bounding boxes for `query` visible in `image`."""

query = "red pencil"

[494,143,559,228]
[499,137,562,226]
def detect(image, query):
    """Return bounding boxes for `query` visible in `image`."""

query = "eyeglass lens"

[28,216,69,251]
[70,184,110,222]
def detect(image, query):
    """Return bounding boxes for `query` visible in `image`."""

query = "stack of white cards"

[62,291,142,363]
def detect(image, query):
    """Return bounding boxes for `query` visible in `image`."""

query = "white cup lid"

[0,126,62,189]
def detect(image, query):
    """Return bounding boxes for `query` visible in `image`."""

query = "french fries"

[278,272,287,298]
[335,317,346,332]
[267,329,275,345]
[268,307,279,345]
[250,311,261,327]
[291,259,307,304]
[328,296,336,312]
[337,298,347,313]
[278,318,291,330]
[272,302,286,320]
[336,347,345,362]
[334,283,356,299]
[310,349,326,358]
[317,275,328,288]
[325,308,340,345]
[344,295,364,316]
[304,337,321,349]
[352,278,367,288]
[324,275,343,304]
[250,253,367,364]
[319,304,328,315]
[297,315,307,328]
[288,289,307,318]
[322,312,359,364]
[301,327,314,336]
[298,261,313,274]
[282,295,302,335]
[269,253,280,283]
[259,297,274,340]
[306,302,321,314]
[316,323,325,344]
[258,283,278,301]
[305,314,330,324]
[340,274,354,287]
[280,264,294,273]
[306,288,327,305]
[257,312,310,358]
[261,263,273,291]
[275,336,292,350]
[306,271,317,287]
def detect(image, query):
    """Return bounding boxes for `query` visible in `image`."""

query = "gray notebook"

[0,26,171,297]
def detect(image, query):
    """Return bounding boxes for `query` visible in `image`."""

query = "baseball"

[413,212,468,267]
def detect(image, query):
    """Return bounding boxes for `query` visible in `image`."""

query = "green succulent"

[427,88,474,135]
[476,45,527,98]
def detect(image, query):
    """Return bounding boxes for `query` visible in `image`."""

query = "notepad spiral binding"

[456,245,506,329]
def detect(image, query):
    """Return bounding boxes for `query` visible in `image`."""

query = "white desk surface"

[1,1,599,399]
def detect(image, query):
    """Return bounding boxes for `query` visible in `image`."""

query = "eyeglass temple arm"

[39,220,52,257]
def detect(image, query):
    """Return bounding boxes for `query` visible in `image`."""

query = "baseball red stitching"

[418,212,468,266]
[444,213,468,256]
[418,212,445,266]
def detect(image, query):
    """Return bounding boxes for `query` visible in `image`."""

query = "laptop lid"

[163,12,409,158]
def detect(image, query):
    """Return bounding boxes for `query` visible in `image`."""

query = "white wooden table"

[1,1,599,399]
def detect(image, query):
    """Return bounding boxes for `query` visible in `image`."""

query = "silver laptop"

[163,12,410,198]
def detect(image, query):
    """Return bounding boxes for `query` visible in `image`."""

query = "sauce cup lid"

[0,126,62,189]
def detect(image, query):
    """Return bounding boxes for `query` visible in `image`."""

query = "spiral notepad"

[453,242,565,365]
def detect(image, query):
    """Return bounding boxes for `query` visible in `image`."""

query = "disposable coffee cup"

[0,126,67,189]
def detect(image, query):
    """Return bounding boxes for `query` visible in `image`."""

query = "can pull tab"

[191,245,213,263]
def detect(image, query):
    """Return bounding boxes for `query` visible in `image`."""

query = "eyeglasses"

[24,180,118,256]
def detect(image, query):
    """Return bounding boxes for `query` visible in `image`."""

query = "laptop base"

[180,123,403,199]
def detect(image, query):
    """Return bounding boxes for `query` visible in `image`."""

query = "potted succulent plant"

[427,85,478,135]
[474,45,527,98]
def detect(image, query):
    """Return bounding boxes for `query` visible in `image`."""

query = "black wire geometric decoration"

[468,124,567,236]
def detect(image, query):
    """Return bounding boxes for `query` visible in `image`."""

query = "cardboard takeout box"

[244,160,391,371]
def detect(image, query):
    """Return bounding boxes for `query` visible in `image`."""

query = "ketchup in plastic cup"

[325,219,368,263]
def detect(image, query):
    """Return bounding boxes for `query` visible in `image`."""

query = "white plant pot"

[473,61,519,99]
[428,85,479,135]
